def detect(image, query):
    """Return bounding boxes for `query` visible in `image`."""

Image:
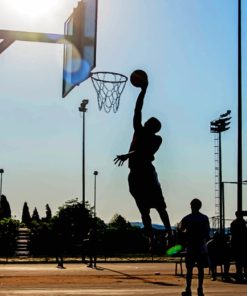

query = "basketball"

[130,69,148,88]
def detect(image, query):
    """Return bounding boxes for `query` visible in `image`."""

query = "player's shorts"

[128,165,166,210]
[185,251,209,268]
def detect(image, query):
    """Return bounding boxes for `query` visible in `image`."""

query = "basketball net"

[91,71,128,113]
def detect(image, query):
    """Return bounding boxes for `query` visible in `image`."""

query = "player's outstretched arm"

[133,82,148,131]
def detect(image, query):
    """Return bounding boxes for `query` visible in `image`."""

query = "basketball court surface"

[0,263,246,295]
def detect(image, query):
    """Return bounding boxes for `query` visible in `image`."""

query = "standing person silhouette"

[114,70,171,251]
[230,211,247,282]
[180,198,210,296]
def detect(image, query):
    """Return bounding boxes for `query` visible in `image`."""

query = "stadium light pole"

[0,168,4,197]
[210,110,231,234]
[79,99,89,207]
[93,171,98,218]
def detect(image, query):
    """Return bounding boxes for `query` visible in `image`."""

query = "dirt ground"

[0,262,246,295]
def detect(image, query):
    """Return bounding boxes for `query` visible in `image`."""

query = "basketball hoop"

[91,71,128,113]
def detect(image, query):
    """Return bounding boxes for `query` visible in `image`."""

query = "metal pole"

[82,111,85,207]
[221,181,225,232]
[93,171,98,218]
[79,100,89,207]
[218,132,223,234]
[0,169,4,197]
[237,0,243,212]
[0,29,94,54]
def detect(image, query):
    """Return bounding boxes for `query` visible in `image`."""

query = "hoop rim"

[90,71,128,83]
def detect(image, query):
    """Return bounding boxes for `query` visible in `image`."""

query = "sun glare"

[9,0,59,19]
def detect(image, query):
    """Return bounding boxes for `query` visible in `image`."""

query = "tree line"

[0,195,163,259]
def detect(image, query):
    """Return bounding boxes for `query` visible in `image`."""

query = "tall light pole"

[93,171,98,218]
[0,168,4,197]
[79,99,89,207]
[210,110,231,234]
[237,0,243,213]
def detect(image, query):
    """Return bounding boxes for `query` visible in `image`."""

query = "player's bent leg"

[137,205,154,251]
[156,205,171,233]
[140,208,152,237]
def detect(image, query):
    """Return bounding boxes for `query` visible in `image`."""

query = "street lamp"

[93,171,98,218]
[0,168,4,197]
[210,110,231,234]
[79,99,89,207]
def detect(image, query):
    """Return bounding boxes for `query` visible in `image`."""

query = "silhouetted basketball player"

[114,71,171,250]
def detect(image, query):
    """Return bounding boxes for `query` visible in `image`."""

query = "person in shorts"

[179,198,210,296]
[114,72,171,250]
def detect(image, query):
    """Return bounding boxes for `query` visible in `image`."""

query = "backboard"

[62,0,98,98]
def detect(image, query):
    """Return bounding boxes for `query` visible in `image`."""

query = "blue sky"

[0,0,246,226]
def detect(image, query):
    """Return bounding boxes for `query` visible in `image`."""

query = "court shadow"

[98,266,179,287]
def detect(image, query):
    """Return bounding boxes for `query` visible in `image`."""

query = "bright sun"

[9,0,59,19]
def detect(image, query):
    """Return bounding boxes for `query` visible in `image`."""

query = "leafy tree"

[29,220,53,257]
[103,214,147,255]
[21,202,31,226]
[85,216,107,257]
[25,199,94,257]
[108,213,131,231]
[95,216,107,233]
[53,198,93,255]
[45,204,52,220]
[0,195,11,220]
[0,218,20,257]
[31,207,40,222]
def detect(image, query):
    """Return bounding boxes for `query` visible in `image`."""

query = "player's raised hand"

[114,154,128,166]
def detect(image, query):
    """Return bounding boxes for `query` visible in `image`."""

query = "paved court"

[0,262,246,295]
